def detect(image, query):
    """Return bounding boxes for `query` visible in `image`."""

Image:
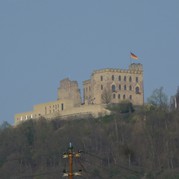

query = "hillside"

[0,105,179,179]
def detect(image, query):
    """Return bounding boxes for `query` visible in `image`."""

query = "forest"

[1,88,179,179]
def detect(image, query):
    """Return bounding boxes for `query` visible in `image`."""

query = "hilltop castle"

[15,63,144,125]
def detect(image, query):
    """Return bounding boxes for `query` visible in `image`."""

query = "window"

[118,75,121,81]
[101,76,103,81]
[129,76,132,82]
[112,85,116,92]
[124,76,126,81]
[129,85,132,91]
[129,95,132,100]
[101,85,103,90]
[118,94,120,99]
[135,87,140,94]
[124,85,127,90]
[112,75,114,81]
[123,95,126,99]
[119,84,121,90]
[61,103,64,110]
[113,93,116,99]
[136,77,139,82]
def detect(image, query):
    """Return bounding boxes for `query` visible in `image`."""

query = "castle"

[14,63,144,125]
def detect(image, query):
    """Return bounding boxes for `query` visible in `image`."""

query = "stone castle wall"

[83,63,144,105]
[14,63,144,125]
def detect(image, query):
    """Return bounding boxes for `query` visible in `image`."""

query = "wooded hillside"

[0,105,179,179]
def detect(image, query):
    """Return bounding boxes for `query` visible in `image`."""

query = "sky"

[0,0,179,124]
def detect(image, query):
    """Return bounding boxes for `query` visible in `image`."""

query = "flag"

[130,52,138,60]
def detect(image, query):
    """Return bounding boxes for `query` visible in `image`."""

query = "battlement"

[129,63,143,71]
[58,78,79,90]
[92,63,143,75]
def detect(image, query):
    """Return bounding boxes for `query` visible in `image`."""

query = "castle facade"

[83,63,143,105]
[14,63,143,125]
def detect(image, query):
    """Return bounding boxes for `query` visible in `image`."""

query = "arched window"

[118,75,121,81]
[123,95,126,99]
[129,95,132,100]
[135,87,140,94]
[119,84,121,90]
[129,76,132,82]
[124,85,127,90]
[101,76,103,81]
[118,94,120,99]
[112,85,116,92]
[136,77,139,82]
[129,85,132,91]
[113,93,116,99]
[124,76,126,81]
[112,75,114,81]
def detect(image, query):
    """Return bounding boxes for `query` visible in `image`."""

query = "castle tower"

[83,63,144,106]
[58,78,81,107]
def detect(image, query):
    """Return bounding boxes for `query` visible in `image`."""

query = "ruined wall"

[57,78,81,106]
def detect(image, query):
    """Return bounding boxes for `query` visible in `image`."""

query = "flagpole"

[130,54,132,65]
[129,51,132,65]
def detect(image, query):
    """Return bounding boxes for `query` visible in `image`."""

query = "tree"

[101,88,112,104]
[147,87,168,109]
[175,86,179,109]
[0,121,11,131]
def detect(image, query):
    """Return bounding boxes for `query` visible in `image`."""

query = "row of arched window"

[110,85,140,94]
[101,75,139,82]
[100,84,139,93]
[101,93,133,100]
[111,84,140,94]
[111,84,132,92]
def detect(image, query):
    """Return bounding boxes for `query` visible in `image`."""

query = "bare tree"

[101,88,112,104]
[147,87,168,109]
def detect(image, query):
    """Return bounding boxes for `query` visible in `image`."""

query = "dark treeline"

[1,105,179,179]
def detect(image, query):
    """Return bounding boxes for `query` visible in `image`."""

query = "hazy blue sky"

[0,0,179,124]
